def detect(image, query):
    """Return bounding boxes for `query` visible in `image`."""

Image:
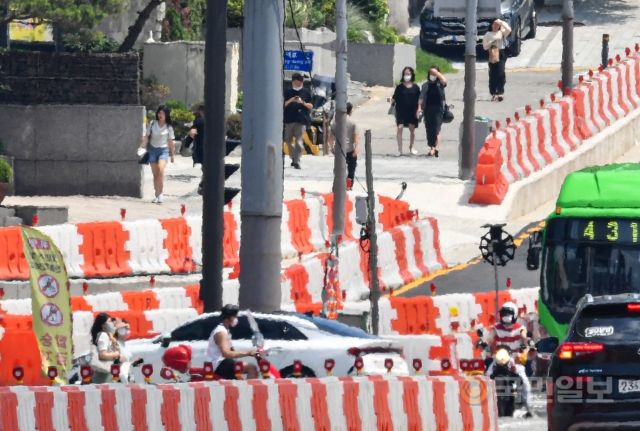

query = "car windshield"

[542,218,640,323]
[294,314,377,339]
[573,304,640,342]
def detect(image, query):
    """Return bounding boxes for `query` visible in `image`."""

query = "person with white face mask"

[417,66,448,157]
[283,73,313,169]
[90,313,120,383]
[392,66,421,155]
[206,304,259,379]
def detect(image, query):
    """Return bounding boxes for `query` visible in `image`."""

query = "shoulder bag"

[138,121,152,164]
[442,87,454,124]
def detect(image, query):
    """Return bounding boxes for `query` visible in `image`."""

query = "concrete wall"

[98,0,165,48]
[0,104,145,197]
[504,109,640,220]
[348,43,416,87]
[227,27,338,84]
[143,41,239,112]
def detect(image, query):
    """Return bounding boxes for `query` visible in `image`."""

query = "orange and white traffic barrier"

[282,218,447,312]
[0,376,498,431]
[470,47,640,205]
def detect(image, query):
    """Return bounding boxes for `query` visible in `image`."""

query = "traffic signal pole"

[238,0,284,312]
[561,0,574,90]
[332,0,348,239]
[200,0,227,312]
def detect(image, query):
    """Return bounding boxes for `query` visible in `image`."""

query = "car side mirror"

[161,336,171,348]
[526,245,541,270]
[535,337,559,354]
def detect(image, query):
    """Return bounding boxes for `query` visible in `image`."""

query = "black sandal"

[434,149,439,158]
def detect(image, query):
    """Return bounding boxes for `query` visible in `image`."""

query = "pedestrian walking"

[483,19,511,102]
[417,66,448,157]
[392,66,421,156]
[283,73,313,169]
[187,103,205,194]
[140,106,175,203]
[328,102,359,190]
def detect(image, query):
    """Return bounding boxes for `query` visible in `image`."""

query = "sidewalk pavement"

[5,70,638,267]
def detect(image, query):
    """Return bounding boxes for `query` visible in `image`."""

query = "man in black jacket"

[283,73,312,169]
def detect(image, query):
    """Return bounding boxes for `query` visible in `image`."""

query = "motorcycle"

[307,75,335,154]
[488,346,523,418]
[67,351,143,384]
[161,311,281,382]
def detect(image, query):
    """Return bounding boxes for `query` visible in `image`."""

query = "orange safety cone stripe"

[399,376,423,431]
[158,385,182,431]
[308,378,332,431]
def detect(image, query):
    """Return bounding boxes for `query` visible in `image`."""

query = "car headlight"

[495,348,511,366]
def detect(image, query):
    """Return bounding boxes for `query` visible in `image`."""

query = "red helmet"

[162,345,192,373]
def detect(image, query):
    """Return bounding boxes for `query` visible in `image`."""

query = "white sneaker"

[410,148,418,155]
[152,196,158,204]
[156,194,164,204]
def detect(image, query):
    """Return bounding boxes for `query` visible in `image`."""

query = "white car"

[127,311,409,383]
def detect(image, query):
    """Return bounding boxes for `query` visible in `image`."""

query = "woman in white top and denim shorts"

[142,106,175,204]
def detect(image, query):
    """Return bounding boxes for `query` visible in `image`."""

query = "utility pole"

[200,0,227,312]
[238,0,284,312]
[365,130,380,335]
[332,0,348,238]
[459,0,477,180]
[561,0,574,90]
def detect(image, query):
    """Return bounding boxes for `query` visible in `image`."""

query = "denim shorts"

[148,146,169,163]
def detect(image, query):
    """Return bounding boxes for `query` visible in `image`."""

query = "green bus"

[538,164,640,339]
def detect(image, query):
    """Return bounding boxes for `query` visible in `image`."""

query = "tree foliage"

[0,0,124,31]
[162,0,206,41]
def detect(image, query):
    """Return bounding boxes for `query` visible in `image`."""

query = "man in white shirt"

[206,304,259,379]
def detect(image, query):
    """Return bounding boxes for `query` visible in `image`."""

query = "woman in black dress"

[418,66,448,157]
[392,66,421,155]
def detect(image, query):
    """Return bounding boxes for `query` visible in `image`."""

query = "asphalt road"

[398,221,544,297]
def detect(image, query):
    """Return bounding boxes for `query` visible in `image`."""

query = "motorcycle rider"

[206,304,259,379]
[484,302,533,418]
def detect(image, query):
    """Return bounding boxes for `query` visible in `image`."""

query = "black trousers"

[488,50,507,96]
[346,151,357,181]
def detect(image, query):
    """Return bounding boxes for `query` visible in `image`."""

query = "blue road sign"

[284,50,314,72]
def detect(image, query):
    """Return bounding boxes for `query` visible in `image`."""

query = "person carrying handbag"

[483,18,512,102]
[417,66,448,158]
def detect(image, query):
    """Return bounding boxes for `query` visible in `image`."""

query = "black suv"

[419,0,537,56]
[539,294,640,430]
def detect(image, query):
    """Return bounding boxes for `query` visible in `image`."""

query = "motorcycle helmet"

[221,304,239,319]
[162,344,192,374]
[499,302,518,324]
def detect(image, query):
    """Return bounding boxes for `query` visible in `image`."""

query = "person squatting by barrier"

[329,102,360,191]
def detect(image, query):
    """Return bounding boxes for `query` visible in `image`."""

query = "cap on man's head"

[292,73,304,82]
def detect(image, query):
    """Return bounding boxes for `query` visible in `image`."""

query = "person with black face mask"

[283,73,313,170]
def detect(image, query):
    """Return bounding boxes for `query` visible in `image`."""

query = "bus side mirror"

[535,337,559,354]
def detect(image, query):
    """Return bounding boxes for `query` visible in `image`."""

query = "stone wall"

[0,51,140,105]
[0,104,144,197]
[143,41,239,112]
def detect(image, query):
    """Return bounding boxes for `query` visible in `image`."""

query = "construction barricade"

[0,376,498,431]
[470,45,640,205]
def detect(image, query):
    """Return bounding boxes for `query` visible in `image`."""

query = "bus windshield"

[542,218,640,322]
